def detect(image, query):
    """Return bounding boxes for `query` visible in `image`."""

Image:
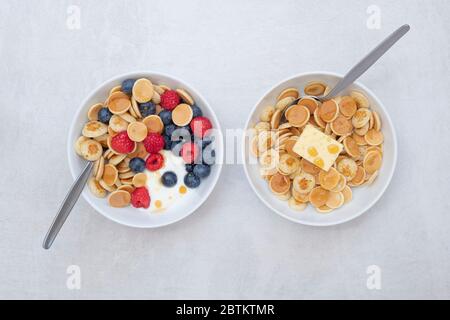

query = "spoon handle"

[43,161,94,249]
[322,24,410,100]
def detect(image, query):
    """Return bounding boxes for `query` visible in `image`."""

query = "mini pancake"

[254,121,271,132]
[326,191,344,209]
[270,109,282,129]
[258,130,274,152]
[155,105,162,114]
[337,158,358,180]
[143,115,164,134]
[74,136,89,156]
[309,187,330,207]
[288,197,307,211]
[318,167,340,190]
[350,166,366,186]
[88,178,107,198]
[292,188,310,203]
[342,185,352,204]
[343,136,360,158]
[127,122,148,142]
[352,133,367,146]
[107,91,131,115]
[276,191,291,201]
[172,103,193,126]
[109,115,129,132]
[132,78,154,103]
[318,100,339,123]
[259,149,279,169]
[153,85,165,95]
[102,164,118,186]
[80,139,103,161]
[88,103,104,121]
[115,179,123,187]
[119,112,136,123]
[286,105,310,127]
[250,135,259,157]
[109,85,122,95]
[260,106,275,122]
[338,96,357,118]
[176,88,194,105]
[94,133,109,147]
[269,173,291,195]
[304,82,326,96]
[128,142,148,159]
[109,153,127,166]
[151,91,161,104]
[288,166,302,179]
[363,151,382,174]
[278,122,293,130]
[324,123,332,135]
[93,156,105,181]
[352,108,371,128]
[331,115,353,136]
[108,126,118,137]
[260,166,277,177]
[119,170,135,180]
[284,137,299,157]
[277,88,299,101]
[298,97,319,114]
[131,97,142,118]
[313,107,326,128]
[365,170,379,185]
[290,127,301,136]
[300,158,321,175]
[372,110,381,131]
[121,177,134,185]
[331,174,347,192]
[275,96,296,111]
[82,121,108,138]
[354,122,369,136]
[129,105,138,119]
[367,145,383,156]
[293,172,315,194]
[159,84,171,91]
[365,129,384,146]
[99,179,116,192]
[132,173,147,187]
[108,190,131,208]
[316,205,333,213]
[274,132,292,150]
[368,112,374,129]
[118,185,134,194]
[350,91,370,109]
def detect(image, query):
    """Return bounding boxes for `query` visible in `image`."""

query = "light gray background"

[1,0,449,300]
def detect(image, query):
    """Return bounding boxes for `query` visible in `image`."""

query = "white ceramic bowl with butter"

[68,71,223,228]
[242,72,397,226]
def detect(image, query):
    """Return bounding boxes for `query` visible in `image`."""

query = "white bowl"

[68,71,223,228]
[242,72,397,226]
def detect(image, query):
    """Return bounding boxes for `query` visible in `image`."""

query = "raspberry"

[190,116,212,138]
[143,133,165,154]
[131,187,150,209]
[180,142,200,164]
[160,90,180,110]
[110,131,135,154]
[146,153,164,171]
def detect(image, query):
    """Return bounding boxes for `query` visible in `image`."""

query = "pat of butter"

[293,124,343,171]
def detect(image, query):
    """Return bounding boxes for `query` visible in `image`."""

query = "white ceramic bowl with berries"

[242,72,397,226]
[68,71,223,228]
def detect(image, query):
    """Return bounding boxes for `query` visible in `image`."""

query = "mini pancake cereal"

[251,82,385,214]
[74,77,217,212]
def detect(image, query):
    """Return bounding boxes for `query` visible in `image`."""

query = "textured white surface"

[1,0,449,299]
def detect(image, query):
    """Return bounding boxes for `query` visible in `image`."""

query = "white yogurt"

[145,150,188,212]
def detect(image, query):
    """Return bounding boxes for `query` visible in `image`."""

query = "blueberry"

[171,141,183,156]
[184,172,201,188]
[172,127,192,143]
[193,164,211,178]
[163,135,172,150]
[98,108,113,124]
[129,157,146,173]
[185,164,194,173]
[159,110,172,125]
[161,171,177,188]
[138,102,156,117]
[197,135,214,149]
[164,124,176,137]
[191,104,203,118]
[121,79,136,95]
[203,148,216,165]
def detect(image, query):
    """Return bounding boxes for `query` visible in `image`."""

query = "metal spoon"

[284,24,410,112]
[43,161,94,249]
